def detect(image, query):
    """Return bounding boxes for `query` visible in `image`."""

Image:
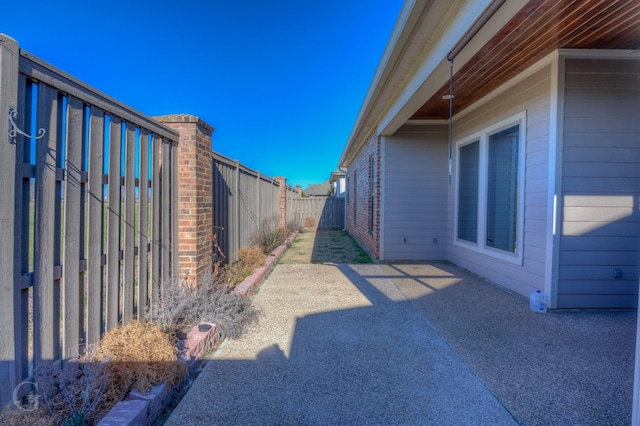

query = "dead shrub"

[1,353,110,426]
[147,274,260,340]
[286,221,303,233]
[238,245,267,267]
[91,321,187,408]
[304,217,316,228]
[0,404,56,426]
[249,217,288,254]
[221,246,266,287]
[146,279,196,336]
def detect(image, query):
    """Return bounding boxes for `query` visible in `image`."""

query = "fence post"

[0,33,20,405]
[233,161,240,264]
[275,177,287,229]
[154,115,214,285]
[256,171,261,226]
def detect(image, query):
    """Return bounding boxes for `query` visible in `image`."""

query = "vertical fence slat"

[122,123,135,321]
[16,73,29,384]
[138,130,149,321]
[33,83,59,365]
[151,135,161,298]
[86,106,104,346]
[161,139,170,282]
[256,172,261,226]
[232,161,240,263]
[63,96,84,361]
[0,34,20,402]
[106,116,121,331]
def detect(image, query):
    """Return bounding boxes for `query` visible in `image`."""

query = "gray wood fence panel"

[161,140,170,282]
[33,83,59,366]
[151,135,161,298]
[287,197,345,230]
[106,117,121,331]
[86,105,105,346]
[212,153,280,264]
[19,51,178,141]
[15,74,30,385]
[0,35,20,403]
[123,123,136,322]
[0,41,180,398]
[138,130,149,321]
[63,96,84,361]
[212,159,234,263]
[233,162,240,263]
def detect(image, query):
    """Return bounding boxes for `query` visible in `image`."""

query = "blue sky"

[1,1,403,188]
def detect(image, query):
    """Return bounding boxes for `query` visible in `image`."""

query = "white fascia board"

[379,0,529,136]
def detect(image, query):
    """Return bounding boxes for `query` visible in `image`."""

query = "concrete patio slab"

[165,263,517,425]
[377,261,635,425]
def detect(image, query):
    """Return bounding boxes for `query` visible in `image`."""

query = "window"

[368,155,375,234]
[455,113,525,263]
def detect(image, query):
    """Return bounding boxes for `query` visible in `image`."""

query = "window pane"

[457,141,479,243]
[486,125,519,253]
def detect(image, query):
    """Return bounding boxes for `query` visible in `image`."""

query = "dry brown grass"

[0,405,57,426]
[222,246,266,287]
[91,321,187,411]
[238,245,267,267]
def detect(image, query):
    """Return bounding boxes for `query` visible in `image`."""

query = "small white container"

[529,290,547,313]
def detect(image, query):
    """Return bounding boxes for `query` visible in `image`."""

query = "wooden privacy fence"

[0,35,179,403]
[287,196,345,229]
[212,151,280,264]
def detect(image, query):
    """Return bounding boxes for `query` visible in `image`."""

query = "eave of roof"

[339,0,640,170]
[339,0,507,168]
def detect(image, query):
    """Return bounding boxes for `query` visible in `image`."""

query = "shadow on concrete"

[166,261,635,425]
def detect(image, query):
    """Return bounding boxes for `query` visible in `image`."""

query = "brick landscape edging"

[98,231,298,425]
[233,230,299,296]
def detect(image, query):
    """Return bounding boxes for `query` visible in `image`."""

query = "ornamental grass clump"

[147,273,260,340]
[91,321,187,407]
[249,217,288,255]
[223,245,266,287]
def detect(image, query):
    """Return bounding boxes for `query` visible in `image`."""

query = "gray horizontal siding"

[558,57,640,309]
[382,129,448,261]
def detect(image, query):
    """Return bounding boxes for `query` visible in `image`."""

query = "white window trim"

[454,111,527,265]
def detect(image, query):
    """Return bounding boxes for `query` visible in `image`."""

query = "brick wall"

[345,133,381,260]
[155,114,215,284]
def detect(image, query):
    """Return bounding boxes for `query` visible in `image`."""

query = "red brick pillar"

[154,114,214,285]
[275,176,287,230]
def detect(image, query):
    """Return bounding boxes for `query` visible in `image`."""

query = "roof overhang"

[340,0,640,168]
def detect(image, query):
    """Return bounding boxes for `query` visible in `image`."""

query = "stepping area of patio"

[166,231,635,425]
